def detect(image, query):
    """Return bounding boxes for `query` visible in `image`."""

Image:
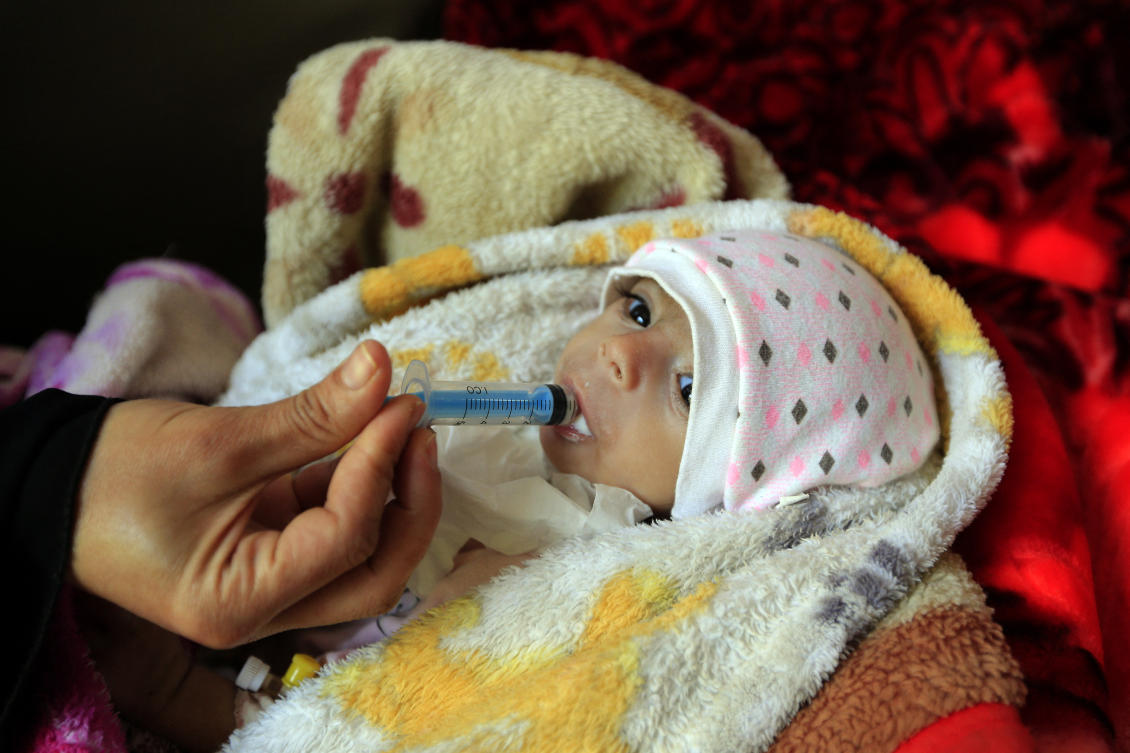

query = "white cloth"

[407,424,654,597]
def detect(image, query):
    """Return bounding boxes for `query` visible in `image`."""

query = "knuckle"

[336,504,383,570]
[198,411,254,480]
[345,529,379,569]
[171,597,253,650]
[371,583,406,616]
[195,617,252,650]
[352,445,400,508]
[287,388,339,445]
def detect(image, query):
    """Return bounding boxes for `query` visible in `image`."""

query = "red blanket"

[445,2,1129,750]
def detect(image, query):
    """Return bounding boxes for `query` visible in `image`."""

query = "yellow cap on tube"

[281,653,321,688]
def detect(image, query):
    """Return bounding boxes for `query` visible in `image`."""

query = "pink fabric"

[26,588,128,753]
[616,230,939,514]
[3,260,261,753]
[0,259,260,409]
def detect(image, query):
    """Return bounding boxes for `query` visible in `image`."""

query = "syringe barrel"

[420,380,576,425]
[397,361,578,427]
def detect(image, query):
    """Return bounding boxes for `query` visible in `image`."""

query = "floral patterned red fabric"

[446,2,1129,750]
[446,1,1128,293]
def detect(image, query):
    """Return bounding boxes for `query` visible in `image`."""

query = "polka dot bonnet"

[603,229,940,519]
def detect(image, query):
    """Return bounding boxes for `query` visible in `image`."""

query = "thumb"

[242,340,395,479]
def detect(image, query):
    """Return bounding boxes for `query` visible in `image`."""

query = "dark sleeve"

[0,390,119,745]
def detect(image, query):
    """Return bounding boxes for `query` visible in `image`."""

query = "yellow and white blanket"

[220,39,1022,753]
[221,201,1022,752]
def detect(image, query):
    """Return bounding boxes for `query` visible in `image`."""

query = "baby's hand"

[410,540,533,618]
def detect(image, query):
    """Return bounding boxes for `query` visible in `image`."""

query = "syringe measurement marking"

[402,363,573,427]
[417,386,560,424]
[462,396,539,424]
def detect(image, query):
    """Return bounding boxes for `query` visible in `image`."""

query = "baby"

[304,226,939,656]
[567,227,939,518]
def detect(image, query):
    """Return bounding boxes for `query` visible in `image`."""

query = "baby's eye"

[626,294,651,327]
[678,374,693,406]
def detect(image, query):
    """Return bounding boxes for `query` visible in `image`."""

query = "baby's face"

[540,278,692,513]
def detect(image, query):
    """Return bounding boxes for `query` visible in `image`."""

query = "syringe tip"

[545,384,579,425]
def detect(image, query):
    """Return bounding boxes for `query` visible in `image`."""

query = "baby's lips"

[560,376,594,437]
[569,413,594,437]
[552,420,594,443]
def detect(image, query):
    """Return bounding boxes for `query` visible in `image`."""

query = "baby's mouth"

[554,376,594,440]
[570,413,593,437]
[554,410,594,442]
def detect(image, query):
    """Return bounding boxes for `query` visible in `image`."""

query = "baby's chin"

[538,427,674,515]
[640,494,674,517]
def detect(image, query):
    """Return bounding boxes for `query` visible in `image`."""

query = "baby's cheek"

[537,427,563,469]
[619,449,678,511]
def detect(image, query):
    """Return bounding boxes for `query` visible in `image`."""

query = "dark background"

[2,1,443,347]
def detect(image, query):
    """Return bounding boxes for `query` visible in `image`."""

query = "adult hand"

[71,340,441,648]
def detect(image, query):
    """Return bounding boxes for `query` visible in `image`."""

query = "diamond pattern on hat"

[751,460,766,481]
[621,228,940,517]
[823,340,837,363]
[819,451,835,474]
[792,399,808,424]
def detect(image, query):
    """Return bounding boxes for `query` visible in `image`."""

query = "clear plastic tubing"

[394,360,578,427]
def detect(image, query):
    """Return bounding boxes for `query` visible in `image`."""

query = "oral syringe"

[396,360,579,427]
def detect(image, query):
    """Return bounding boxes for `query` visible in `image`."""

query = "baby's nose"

[600,335,643,390]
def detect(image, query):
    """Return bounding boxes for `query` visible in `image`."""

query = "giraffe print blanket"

[220,200,1024,752]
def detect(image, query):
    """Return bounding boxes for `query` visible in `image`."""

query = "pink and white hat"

[604,229,940,518]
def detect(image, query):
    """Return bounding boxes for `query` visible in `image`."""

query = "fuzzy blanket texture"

[220,38,1019,749]
[258,39,787,326]
[222,193,1021,752]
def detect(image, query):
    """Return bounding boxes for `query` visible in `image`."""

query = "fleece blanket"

[257,38,787,325]
[446,4,1129,748]
[220,199,1023,753]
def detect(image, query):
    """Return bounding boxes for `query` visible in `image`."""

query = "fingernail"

[342,344,378,389]
[426,429,438,468]
[409,396,427,426]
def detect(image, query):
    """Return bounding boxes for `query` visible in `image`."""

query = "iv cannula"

[390,360,579,427]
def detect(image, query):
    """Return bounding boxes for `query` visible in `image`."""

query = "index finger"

[243,395,425,623]
[256,425,441,634]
